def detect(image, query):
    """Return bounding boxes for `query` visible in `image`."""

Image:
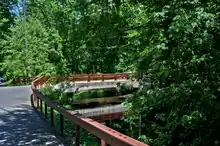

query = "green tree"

[124,0,220,145]
[0,0,18,72]
[27,0,129,74]
[1,18,65,78]
[1,0,220,145]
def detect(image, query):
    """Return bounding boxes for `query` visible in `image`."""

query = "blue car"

[0,77,6,83]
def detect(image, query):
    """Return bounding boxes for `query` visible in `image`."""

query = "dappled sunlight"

[0,105,63,146]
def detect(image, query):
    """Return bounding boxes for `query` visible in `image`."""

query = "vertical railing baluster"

[60,114,64,136]
[102,74,104,81]
[37,98,39,108]
[50,108,54,128]
[101,122,107,146]
[101,139,106,146]
[75,124,80,146]
[45,102,47,119]
[40,99,43,114]
[88,74,90,82]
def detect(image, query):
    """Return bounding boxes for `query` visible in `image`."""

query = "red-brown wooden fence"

[31,73,149,146]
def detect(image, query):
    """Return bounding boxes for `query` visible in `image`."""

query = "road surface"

[0,86,63,146]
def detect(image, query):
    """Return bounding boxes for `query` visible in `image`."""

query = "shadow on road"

[0,104,63,146]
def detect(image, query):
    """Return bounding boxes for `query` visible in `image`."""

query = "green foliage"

[40,103,99,145]
[41,84,118,105]
[117,82,137,95]
[1,18,66,78]
[123,0,220,145]
[72,88,118,100]
[0,0,17,69]
[1,0,220,145]
[40,84,63,101]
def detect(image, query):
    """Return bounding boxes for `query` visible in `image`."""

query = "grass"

[72,88,118,100]
[40,85,120,110]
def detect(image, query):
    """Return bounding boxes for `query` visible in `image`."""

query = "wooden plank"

[102,75,117,80]
[12,76,37,83]
[55,73,129,82]
[88,74,103,81]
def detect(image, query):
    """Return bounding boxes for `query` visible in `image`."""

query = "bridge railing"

[12,76,37,84]
[13,73,130,84]
[31,73,148,146]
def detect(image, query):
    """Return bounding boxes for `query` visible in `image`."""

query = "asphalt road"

[0,86,63,146]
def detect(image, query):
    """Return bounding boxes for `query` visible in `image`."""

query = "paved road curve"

[0,86,63,146]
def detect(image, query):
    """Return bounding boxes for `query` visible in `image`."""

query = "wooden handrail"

[12,76,37,84]
[14,73,129,84]
[31,73,148,146]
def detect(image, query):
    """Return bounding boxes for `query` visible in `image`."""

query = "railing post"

[102,74,104,81]
[40,99,43,114]
[37,97,39,108]
[126,73,129,79]
[45,102,47,119]
[75,124,80,146]
[60,114,64,136]
[100,122,107,146]
[88,74,90,82]
[101,139,107,146]
[50,108,54,128]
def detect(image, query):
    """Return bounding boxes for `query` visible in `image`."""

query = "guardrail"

[31,73,148,146]
[48,73,129,83]
[12,73,129,84]
[12,76,37,84]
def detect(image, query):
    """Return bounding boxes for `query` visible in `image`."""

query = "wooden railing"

[31,73,148,146]
[12,73,129,84]
[48,73,129,82]
[12,76,37,84]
